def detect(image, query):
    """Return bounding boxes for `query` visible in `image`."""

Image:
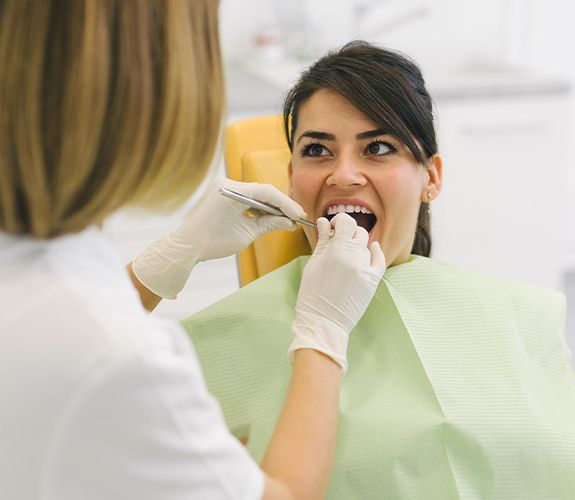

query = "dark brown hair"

[0,0,223,238]
[283,41,437,256]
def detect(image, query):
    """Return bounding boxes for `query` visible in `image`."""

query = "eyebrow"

[296,128,388,145]
[296,131,336,145]
[356,129,388,140]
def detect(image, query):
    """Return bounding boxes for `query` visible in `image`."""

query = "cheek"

[290,168,319,210]
[291,167,322,249]
[378,167,424,207]
[375,169,424,240]
[375,172,412,208]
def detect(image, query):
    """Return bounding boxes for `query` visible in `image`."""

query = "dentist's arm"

[262,349,341,500]
[261,214,386,499]
[128,179,305,311]
[128,266,163,311]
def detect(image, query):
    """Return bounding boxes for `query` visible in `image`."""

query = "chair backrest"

[224,115,311,286]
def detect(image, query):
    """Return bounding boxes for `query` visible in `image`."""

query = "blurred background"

[104,0,575,363]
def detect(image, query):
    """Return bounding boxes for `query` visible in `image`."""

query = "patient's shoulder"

[182,256,309,332]
[397,255,561,293]
[239,255,308,299]
[392,255,565,313]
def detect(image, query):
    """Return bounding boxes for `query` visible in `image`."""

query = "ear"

[288,161,294,198]
[420,154,443,202]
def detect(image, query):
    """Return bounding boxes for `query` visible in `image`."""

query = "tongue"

[326,213,376,232]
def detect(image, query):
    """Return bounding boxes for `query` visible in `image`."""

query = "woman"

[0,3,385,499]
[185,41,575,498]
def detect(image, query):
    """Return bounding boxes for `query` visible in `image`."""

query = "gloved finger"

[369,241,387,274]
[212,179,252,215]
[352,226,369,245]
[253,214,296,234]
[330,212,358,239]
[238,181,306,220]
[316,217,332,245]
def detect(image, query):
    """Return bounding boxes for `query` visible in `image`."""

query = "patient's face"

[289,89,440,267]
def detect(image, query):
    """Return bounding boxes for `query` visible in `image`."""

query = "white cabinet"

[431,92,570,291]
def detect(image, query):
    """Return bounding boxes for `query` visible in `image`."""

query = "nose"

[326,155,366,188]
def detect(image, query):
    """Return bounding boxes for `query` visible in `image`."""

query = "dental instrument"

[218,187,317,229]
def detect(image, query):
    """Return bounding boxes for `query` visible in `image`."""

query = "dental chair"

[224,115,311,286]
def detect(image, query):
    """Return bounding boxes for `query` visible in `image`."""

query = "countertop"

[226,60,571,113]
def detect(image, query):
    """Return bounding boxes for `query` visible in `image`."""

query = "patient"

[184,42,575,499]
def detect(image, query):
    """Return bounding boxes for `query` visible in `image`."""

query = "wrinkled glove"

[289,213,387,373]
[132,178,306,299]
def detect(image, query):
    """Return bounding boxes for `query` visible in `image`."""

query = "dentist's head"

[0,0,223,238]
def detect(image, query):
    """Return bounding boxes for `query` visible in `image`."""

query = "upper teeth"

[326,204,373,215]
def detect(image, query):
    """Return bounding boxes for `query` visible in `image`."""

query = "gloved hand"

[289,213,386,373]
[132,178,306,299]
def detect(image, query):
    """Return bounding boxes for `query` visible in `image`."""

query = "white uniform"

[0,227,263,500]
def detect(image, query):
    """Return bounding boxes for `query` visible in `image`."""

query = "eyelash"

[300,141,328,157]
[299,140,396,157]
[365,140,396,156]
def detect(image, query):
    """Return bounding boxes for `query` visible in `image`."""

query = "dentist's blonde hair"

[0,0,223,238]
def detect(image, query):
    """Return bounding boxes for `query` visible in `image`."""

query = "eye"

[302,143,330,157]
[366,141,394,156]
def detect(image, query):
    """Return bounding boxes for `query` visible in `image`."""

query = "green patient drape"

[183,256,575,499]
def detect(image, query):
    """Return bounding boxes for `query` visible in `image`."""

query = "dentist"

[0,2,385,500]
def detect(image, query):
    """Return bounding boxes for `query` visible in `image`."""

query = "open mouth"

[324,205,377,233]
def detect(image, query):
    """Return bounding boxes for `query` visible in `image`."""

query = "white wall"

[221,0,527,73]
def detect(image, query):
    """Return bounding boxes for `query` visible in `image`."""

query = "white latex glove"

[132,178,306,299]
[289,213,386,373]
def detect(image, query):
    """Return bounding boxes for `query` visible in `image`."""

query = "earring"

[427,192,433,215]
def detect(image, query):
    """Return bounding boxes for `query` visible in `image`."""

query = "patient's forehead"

[294,89,379,140]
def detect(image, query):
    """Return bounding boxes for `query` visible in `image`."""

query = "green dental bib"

[183,256,575,499]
